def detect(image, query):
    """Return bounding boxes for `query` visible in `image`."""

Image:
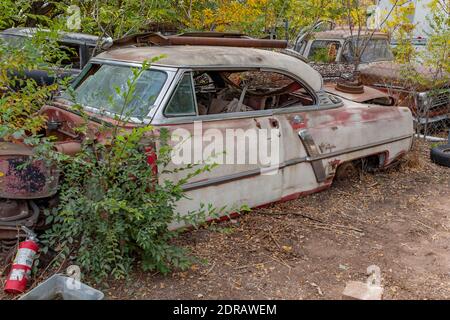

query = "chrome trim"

[89,58,144,68]
[307,134,413,161]
[152,102,343,125]
[181,134,413,191]
[183,168,262,191]
[182,156,307,192]
[298,129,327,182]
[89,58,180,73]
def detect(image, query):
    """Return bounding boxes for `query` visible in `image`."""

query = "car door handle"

[253,118,262,129]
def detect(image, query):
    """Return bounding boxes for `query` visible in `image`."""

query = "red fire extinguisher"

[4,226,39,294]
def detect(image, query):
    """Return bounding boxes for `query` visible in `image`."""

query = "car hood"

[359,61,449,91]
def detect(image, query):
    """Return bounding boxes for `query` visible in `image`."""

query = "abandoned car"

[0,36,414,240]
[0,27,111,86]
[293,27,450,129]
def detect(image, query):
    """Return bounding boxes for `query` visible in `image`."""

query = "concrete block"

[342,281,383,300]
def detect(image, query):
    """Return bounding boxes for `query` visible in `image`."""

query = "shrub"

[40,62,220,281]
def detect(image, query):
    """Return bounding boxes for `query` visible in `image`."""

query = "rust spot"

[329,159,341,169]
[289,114,308,130]
[7,158,46,194]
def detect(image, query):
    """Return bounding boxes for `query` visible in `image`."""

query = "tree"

[339,0,413,73]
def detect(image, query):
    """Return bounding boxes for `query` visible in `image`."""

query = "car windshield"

[343,38,394,63]
[64,63,167,118]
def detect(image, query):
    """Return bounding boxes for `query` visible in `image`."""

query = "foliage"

[40,61,221,281]
[379,0,449,137]
[0,0,54,28]
[67,0,177,38]
[424,0,450,77]
[310,47,334,63]
[385,0,417,63]
[0,26,72,140]
[0,1,357,40]
[393,0,449,87]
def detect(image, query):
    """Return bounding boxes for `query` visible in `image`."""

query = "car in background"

[293,26,449,131]
[294,27,393,65]
[0,27,112,86]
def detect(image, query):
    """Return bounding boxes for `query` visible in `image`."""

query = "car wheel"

[430,144,450,168]
[335,162,358,180]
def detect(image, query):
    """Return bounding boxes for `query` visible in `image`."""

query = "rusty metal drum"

[0,142,59,199]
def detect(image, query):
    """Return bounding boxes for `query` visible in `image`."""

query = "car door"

[153,70,284,223]
[278,99,338,201]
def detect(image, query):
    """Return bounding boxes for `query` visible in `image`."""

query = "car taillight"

[145,144,158,176]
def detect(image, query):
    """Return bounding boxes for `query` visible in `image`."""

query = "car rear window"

[308,40,341,62]
[65,63,167,118]
[342,38,394,63]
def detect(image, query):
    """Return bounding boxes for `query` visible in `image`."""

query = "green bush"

[40,62,220,282]
[41,125,215,280]
[0,28,71,140]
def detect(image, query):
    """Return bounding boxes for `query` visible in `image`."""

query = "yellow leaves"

[189,0,273,34]
[0,171,4,178]
[384,0,416,34]
[190,264,200,271]
[0,79,53,138]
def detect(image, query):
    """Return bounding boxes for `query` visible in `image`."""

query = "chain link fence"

[414,90,449,138]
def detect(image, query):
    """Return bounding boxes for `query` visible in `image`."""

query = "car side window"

[341,41,354,62]
[295,40,308,55]
[165,73,197,117]
[54,43,81,69]
[308,40,341,63]
[193,70,315,116]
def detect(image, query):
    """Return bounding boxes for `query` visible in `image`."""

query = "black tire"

[430,144,450,168]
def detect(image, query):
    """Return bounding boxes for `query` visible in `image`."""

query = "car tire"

[430,144,450,168]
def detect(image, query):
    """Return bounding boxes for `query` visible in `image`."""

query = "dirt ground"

[1,139,449,300]
[105,140,450,300]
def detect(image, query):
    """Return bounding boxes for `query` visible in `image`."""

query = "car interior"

[192,70,315,115]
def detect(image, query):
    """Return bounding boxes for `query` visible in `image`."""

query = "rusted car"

[0,27,112,86]
[293,27,450,128]
[294,28,393,65]
[0,35,414,237]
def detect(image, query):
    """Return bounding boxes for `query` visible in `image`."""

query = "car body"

[293,27,450,128]
[0,43,414,230]
[0,27,111,86]
[294,28,394,65]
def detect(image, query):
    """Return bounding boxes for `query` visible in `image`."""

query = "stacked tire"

[430,144,450,167]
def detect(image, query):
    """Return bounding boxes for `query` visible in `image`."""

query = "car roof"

[95,45,323,91]
[313,28,388,40]
[1,27,101,46]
